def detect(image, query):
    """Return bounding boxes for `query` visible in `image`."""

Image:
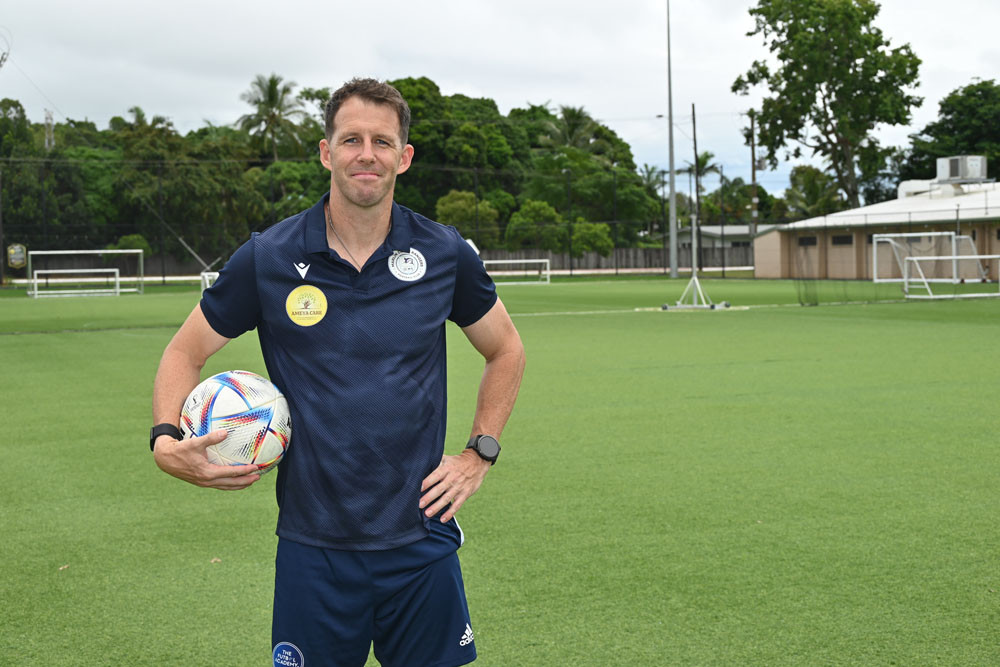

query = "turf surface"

[2,278,998,665]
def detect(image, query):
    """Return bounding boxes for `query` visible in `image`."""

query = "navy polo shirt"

[201,195,497,551]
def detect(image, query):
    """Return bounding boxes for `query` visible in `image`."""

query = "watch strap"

[150,423,182,451]
[465,434,501,464]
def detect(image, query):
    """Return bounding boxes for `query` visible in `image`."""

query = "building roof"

[780,181,999,231]
[679,224,778,238]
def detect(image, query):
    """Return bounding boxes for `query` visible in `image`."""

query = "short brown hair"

[324,78,411,146]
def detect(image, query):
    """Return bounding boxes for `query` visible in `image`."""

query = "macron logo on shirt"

[294,263,310,279]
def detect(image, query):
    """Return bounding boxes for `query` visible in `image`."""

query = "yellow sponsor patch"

[285,285,327,327]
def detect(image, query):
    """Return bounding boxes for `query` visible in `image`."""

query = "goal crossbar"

[27,249,144,298]
[873,232,986,284]
[904,254,1000,299]
[482,258,551,285]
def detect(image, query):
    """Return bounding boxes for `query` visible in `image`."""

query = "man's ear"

[319,138,333,171]
[397,144,415,175]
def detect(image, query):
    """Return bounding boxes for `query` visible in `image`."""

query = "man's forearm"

[469,344,525,439]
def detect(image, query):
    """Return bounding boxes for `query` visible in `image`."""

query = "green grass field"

[3,278,999,665]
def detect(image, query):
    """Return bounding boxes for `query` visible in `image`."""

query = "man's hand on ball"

[419,449,491,523]
[152,429,261,490]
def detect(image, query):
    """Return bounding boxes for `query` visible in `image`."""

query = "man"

[150,78,525,667]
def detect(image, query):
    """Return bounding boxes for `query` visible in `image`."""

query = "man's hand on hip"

[419,450,491,523]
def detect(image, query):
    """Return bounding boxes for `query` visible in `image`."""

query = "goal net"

[904,254,1000,299]
[873,232,988,285]
[482,258,551,285]
[27,250,145,298]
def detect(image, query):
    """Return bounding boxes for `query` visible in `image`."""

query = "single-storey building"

[754,156,1000,280]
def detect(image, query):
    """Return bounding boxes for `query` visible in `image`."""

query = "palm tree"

[784,165,846,218]
[541,105,597,151]
[236,73,307,161]
[639,163,666,196]
[678,150,721,196]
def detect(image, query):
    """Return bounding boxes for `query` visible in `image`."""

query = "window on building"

[832,235,853,246]
[798,236,817,247]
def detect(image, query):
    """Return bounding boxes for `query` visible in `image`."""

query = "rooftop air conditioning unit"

[936,155,988,183]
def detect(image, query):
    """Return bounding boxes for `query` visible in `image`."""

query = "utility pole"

[666,0,678,278]
[0,167,4,286]
[692,103,701,272]
[750,113,758,240]
[720,164,726,278]
[44,110,55,152]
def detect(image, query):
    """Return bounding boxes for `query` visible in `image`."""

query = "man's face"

[320,96,413,210]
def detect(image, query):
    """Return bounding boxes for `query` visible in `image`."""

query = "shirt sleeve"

[199,236,262,339]
[449,235,498,327]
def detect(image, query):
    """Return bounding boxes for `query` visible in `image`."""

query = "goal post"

[873,232,987,285]
[27,249,144,298]
[904,254,1000,299]
[200,271,220,293]
[482,258,551,285]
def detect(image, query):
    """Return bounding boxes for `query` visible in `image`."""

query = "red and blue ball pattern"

[180,370,291,473]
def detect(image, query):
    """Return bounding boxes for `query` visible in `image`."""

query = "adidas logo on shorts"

[459,623,475,647]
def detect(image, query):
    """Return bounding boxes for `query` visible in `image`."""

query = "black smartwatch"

[465,434,501,465]
[149,423,183,451]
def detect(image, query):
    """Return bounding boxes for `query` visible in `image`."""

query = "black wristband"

[149,423,183,451]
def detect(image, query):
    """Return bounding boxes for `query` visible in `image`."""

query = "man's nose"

[358,139,376,162]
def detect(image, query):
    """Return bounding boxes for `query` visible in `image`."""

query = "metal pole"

[692,103,701,272]
[473,168,480,247]
[667,0,678,278]
[158,165,166,285]
[750,114,758,240]
[720,164,726,278]
[566,170,573,276]
[613,169,619,276]
[0,167,4,286]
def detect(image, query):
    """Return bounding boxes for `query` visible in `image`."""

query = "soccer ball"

[179,370,291,474]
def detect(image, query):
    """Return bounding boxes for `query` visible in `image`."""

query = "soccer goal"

[904,254,1000,299]
[27,249,144,298]
[200,271,220,293]
[482,258,551,285]
[873,232,988,284]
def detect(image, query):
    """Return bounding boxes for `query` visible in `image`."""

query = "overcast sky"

[2,0,997,195]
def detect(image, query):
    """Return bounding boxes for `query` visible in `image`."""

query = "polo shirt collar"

[304,195,414,258]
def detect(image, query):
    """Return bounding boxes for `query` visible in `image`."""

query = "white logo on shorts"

[459,623,475,647]
[273,641,304,667]
[388,248,427,282]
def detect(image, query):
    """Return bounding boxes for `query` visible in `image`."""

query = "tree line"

[3,0,998,269]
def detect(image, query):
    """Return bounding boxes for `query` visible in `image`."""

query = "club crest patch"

[388,248,427,282]
[273,641,304,667]
[285,285,327,327]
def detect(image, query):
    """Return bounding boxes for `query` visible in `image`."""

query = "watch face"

[477,435,500,459]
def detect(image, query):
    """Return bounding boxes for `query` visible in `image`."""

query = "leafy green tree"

[107,233,153,257]
[784,165,846,219]
[237,73,307,161]
[506,199,565,252]
[733,0,922,208]
[484,188,517,227]
[901,78,1000,181]
[571,222,613,257]
[434,190,500,248]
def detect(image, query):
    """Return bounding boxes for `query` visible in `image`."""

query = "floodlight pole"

[666,0,678,278]
[664,103,726,310]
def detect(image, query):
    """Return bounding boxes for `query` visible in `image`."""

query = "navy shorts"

[271,519,476,667]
